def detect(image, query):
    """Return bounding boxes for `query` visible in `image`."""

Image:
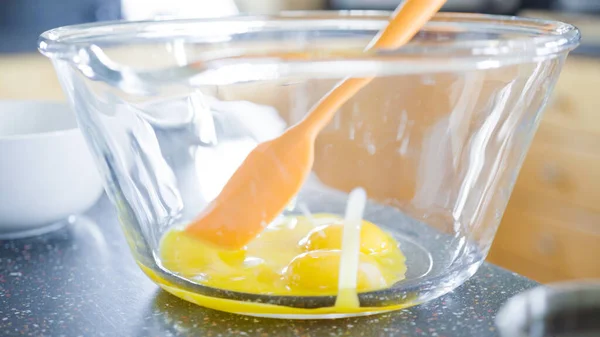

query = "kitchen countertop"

[0,196,536,337]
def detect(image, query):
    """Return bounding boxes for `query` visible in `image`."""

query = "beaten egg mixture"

[158,214,406,298]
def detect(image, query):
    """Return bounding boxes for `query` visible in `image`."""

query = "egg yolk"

[159,214,406,296]
[284,250,389,293]
[301,221,390,254]
[159,228,250,284]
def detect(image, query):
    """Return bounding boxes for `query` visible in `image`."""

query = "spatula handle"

[295,0,447,138]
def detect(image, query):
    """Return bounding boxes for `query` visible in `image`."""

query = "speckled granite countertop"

[0,197,536,337]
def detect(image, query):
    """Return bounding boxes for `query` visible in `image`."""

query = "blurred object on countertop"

[0,101,104,239]
[0,0,121,54]
[329,0,600,14]
[235,0,325,14]
[496,282,600,337]
[0,0,239,101]
[488,11,600,283]
[123,0,237,20]
[329,0,523,14]
[554,0,600,14]
[0,0,121,100]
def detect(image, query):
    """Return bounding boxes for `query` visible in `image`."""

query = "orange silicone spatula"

[185,0,447,249]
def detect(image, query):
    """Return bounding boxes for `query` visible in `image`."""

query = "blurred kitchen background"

[1,0,599,283]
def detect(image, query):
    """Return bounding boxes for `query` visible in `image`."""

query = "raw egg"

[284,250,390,293]
[301,220,390,254]
[159,214,405,296]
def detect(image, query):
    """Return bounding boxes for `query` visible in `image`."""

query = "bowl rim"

[0,100,80,141]
[38,11,581,61]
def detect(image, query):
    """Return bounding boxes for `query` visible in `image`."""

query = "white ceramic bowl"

[0,101,103,238]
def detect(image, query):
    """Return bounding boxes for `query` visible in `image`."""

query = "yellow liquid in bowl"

[148,214,409,316]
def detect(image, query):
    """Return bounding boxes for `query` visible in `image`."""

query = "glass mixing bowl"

[39,12,579,318]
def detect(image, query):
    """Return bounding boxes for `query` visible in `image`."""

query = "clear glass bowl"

[39,12,579,318]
